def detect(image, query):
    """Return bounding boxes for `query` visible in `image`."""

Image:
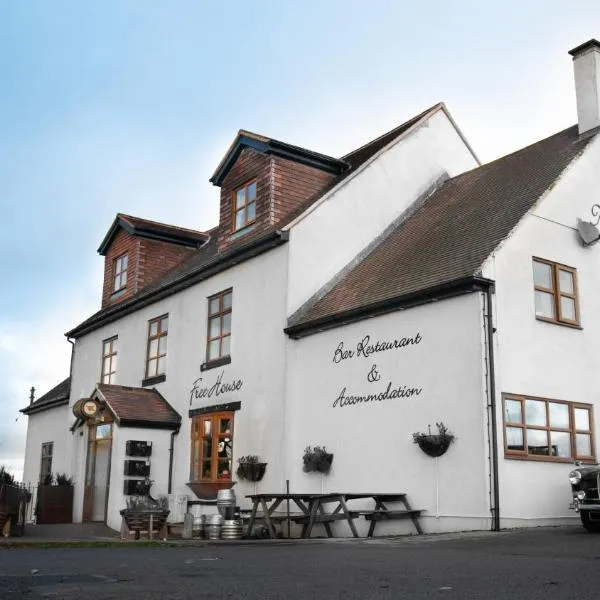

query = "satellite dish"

[577,219,600,246]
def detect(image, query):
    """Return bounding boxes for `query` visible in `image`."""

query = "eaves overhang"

[284,276,495,339]
[67,230,289,339]
[210,132,348,186]
[97,215,209,256]
[20,397,69,416]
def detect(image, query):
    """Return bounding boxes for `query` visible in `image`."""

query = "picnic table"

[245,493,423,539]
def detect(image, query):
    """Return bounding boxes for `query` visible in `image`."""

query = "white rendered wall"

[284,293,490,534]
[482,135,600,526]
[68,245,289,527]
[22,405,70,487]
[285,109,479,315]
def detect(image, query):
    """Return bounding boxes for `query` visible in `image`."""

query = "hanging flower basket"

[302,446,334,474]
[236,456,267,482]
[413,423,455,458]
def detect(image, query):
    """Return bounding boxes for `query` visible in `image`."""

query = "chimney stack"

[569,39,600,135]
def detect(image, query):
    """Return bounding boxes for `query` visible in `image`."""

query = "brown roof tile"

[20,377,70,415]
[287,126,595,335]
[97,384,181,429]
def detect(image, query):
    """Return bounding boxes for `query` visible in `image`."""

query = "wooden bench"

[291,511,359,525]
[361,509,423,535]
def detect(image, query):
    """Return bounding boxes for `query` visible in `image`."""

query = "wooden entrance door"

[83,422,113,522]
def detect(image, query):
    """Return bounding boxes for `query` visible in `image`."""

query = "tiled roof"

[66,104,452,338]
[21,377,70,415]
[96,384,181,429]
[97,213,209,255]
[286,125,596,336]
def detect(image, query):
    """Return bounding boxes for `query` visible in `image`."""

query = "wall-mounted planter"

[413,423,455,458]
[302,446,334,474]
[236,462,267,482]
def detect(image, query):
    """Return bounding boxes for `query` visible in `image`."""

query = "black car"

[569,465,600,532]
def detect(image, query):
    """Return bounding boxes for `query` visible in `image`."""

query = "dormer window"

[113,254,128,292]
[233,180,257,231]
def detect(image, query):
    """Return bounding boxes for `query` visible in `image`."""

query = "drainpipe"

[485,286,501,532]
[168,425,180,494]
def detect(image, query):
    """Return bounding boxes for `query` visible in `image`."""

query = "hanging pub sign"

[72,398,99,419]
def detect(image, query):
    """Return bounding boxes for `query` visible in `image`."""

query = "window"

[113,254,128,292]
[533,258,579,326]
[503,394,595,462]
[145,315,168,379]
[191,412,234,482]
[101,336,118,384]
[232,180,257,231]
[206,290,232,362]
[40,442,53,482]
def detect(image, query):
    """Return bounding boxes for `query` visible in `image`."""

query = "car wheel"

[580,512,600,532]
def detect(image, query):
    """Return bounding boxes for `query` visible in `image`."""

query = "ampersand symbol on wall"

[367,364,381,383]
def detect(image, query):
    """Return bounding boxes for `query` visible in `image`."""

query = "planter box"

[37,485,74,524]
[120,509,169,540]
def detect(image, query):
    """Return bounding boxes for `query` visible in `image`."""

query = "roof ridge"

[341,102,444,161]
[117,213,209,236]
[445,125,582,185]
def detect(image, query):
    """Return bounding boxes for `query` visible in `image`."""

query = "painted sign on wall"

[331,332,423,409]
[189,370,243,405]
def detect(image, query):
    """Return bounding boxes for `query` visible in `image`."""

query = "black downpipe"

[486,286,501,531]
[168,426,180,494]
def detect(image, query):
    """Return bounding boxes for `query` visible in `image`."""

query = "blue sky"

[1,1,599,478]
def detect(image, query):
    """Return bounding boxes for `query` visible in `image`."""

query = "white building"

[22,39,600,535]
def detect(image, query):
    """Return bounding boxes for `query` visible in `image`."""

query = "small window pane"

[158,335,167,355]
[202,461,212,480]
[122,255,128,269]
[247,182,257,201]
[203,420,212,436]
[217,460,232,479]
[576,434,592,457]
[533,261,553,289]
[209,316,221,339]
[236,188,245,209]
[96,424,112,439]
[550,431,571,457]
[223,292,232,310]
[121,271,127,286]
[147,358,158,377]
[208,339,220,360]
[505,399,522,423]
[506,427,524,451]
[559,269,574,294]
[575,408,590,431]
[114,276,120,290]
[549,403,569,428]
[220,418,232,434]
[235,210,245,230]
[149,338,158,358]
[149,321,158,337]
[202,438,212,459]
[535,291,555,319]
[525,399,547,426]
[222,313,231,335]
[560,296,576,321]
[527,429,549,455]
[247,201,256,222]
[221,335,231,357]
[111,354,117,374]
[103,341,111,354]
[157,356,166,375]
[209,298,220,315]
[111,339,118,352]
[103,360,110,375]
[161,316,168,332]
